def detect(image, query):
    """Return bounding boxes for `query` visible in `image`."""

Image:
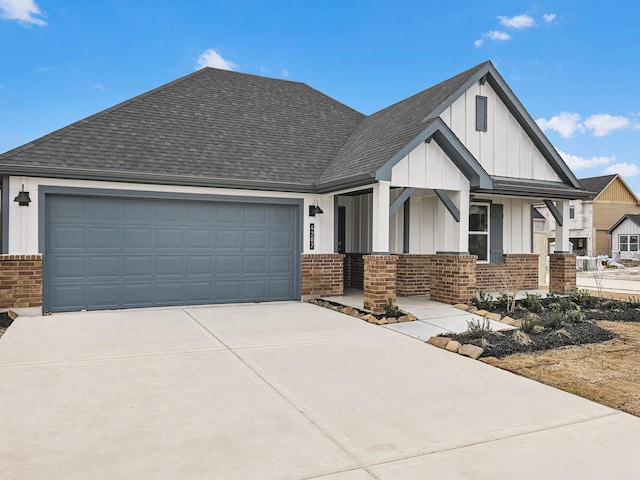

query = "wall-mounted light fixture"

[308,199,324,217]
[14,185,31,206]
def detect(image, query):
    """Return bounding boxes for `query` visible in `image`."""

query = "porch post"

[371,180,390,254]
[555,200,571,253]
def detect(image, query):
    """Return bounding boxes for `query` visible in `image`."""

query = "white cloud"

[603,162,640,177]
[281,69,289,78]
[584,114,630,137]
[0,0,46,25]
[88,81,106,90]
[536,112,584,138]
[498,14,534,29]
[195,49,237,71]
[474,30,511,47]
[558,150,615,170]
[543,13,557,23]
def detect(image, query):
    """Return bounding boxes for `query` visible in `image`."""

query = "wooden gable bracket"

[434,189,461,223]
[389,187,415,218]
[543,199,563,227]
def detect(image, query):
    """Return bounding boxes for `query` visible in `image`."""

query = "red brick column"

[363,255,397,313]
[549,253,576,294]
[301,254,345,297]
[0,254,43,308]
[429,254,477,304]
[396,254,431,296]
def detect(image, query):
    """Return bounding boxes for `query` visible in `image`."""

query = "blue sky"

[1,1,639,193]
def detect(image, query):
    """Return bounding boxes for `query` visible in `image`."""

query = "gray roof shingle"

[0,68,364,189]
[579,174,617,200]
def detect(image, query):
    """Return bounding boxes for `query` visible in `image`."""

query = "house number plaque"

[310,223,315,250]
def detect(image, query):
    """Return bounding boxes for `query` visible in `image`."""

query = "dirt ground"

[483,320,640,417]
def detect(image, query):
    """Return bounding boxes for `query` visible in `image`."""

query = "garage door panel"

[124,201,154,222]
[271,231,293,249]
[45,195,299,311]
[216,255,241,275]
[156,201,187,223]
[86,284,119,307]
[86,227,120,250]
[122,283,153,306]
[156,255,186,276]
[270,255,293,274]
[86,256,119,278]
[156,228,185,249]
[244,231,267,249]
[50,226,85,250]
[187,229,214,249]
[243,256,267,274]
[187,255,214,275]
[216,230,241,249]
[123,228,153,249]
[122,255,153,277]
[50,256,84,279]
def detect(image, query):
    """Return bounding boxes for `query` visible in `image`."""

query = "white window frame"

[620,234,639,252]
[469,203,490,263]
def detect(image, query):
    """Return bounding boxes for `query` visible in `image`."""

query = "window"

[469,204,489,261]
[476,96,488,132]
[569,205,575,219]
[620,235,639,252]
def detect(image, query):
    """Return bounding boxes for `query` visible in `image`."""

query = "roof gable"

[607,214,640,234]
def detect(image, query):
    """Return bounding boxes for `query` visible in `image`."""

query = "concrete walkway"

[2,302,640,479]
[323,289,513,340]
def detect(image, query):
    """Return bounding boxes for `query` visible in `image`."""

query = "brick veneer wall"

[301,253,345,297]
[476,254,539,292]
[344,253,365,289]
[396,254,431,295]
[549,253,577,294]
[363,255,397,313]
[429,255,477,304]
[0,254,43,308]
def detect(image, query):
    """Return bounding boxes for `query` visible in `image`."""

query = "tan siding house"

[538,174,640,256]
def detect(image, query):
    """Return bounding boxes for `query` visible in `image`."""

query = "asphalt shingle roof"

[579,174,617,200]
[0,68,364,188]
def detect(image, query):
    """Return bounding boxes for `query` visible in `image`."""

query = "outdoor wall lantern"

[308,199,324,217]
[14,185,31,206]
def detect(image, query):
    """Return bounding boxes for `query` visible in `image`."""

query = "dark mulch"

[448,321,615,358]
[0,311,13,339]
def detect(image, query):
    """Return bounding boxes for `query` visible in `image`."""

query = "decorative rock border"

[453,303,522,327]
[308,298,418,325]
[427,335,484,360]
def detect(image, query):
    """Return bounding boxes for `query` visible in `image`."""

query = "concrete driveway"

[2,302,640,479]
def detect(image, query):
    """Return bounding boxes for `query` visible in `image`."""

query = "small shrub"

[543,310,567,330]
[549,296,576,312]
[520,313,542,333]
[472,291,495,310]
[569,289,599,309]
[495,292,514,311]
[522,293,543,313]
[466,318,493,339]
[512,329,532,345]
[384,298,403,318]
[564,307,585,324]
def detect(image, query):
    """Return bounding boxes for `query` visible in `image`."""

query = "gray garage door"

[44,194,300,312]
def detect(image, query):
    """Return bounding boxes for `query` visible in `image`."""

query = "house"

[608,214,640,261]
[536,174,640,256]
[0,61,588,313]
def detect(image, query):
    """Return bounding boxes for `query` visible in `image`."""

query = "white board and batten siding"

[390,139,469,190]
[611,218,640,259]
[440,81,562,183]
[407,193,532,255]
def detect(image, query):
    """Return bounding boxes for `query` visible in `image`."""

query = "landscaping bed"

[444,290,638,358]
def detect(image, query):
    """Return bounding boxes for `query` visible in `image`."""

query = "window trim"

[469,202,490,263]
[476,95,488,132]
[620,234,639,252]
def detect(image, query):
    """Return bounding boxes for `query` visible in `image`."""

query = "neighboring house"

[608,214,640,261]
[537,174,640,257]
[0,61,588,313]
